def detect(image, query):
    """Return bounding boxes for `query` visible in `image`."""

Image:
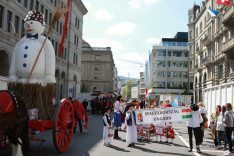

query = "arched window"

[0,50,10,77]
[203,72,207,88]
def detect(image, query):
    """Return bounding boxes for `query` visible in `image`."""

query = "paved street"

[0,112,226,156]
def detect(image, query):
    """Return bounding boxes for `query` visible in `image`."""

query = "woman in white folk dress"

[125,104,138,147]
[103,107,112,146]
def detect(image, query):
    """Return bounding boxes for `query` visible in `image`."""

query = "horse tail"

[21,118,30,156]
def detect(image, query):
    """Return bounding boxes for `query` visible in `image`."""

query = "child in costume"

[137,124,144,139]
[165,122,175,144]
[154,122,165,142]
[125,104,138,147]
[103,107,112,146]
[143,104,154,141]
[82,111,88,132]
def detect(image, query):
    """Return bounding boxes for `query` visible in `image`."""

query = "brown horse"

[0,90,29,156]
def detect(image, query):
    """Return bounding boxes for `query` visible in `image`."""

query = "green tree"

[121,79,136,98]
[80,83,88,93]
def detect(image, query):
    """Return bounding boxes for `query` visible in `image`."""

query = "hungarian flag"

[216,0,230,5]
[181,109,192,119]
[145,88,149,98]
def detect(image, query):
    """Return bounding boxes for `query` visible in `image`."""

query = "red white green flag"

[181,108,192,119]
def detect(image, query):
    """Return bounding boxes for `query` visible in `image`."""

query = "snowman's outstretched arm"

[44,39,56,84]
[8,38,26,82]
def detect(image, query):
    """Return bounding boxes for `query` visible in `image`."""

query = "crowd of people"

[102,95,234,156]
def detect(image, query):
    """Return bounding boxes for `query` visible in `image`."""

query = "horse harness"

[0,90,28,125]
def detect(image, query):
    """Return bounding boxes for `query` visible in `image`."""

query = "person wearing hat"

[103,107,112,146]
[125,103,138,147]
[187,103,207,153]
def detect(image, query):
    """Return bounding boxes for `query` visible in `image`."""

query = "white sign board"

[135,107,192,124]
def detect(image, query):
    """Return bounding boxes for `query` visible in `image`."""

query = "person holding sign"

[154,122,165,142]
[125,104,138,147]
[187,104,207,154]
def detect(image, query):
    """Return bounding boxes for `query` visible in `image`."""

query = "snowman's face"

[24,20,45,35]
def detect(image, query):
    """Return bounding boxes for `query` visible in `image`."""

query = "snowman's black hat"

[24,10,44,25]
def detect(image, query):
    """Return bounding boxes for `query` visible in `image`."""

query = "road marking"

[174,130,200,156]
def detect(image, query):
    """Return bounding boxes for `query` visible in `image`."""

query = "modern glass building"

[147,32,192,97]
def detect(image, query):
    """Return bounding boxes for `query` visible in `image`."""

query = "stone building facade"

[188,0,234,103]
[0,0,87,103]
[81,40,115,93]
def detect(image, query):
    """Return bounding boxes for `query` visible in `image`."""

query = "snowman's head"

[24,10,45,35]
[24,20,45,35]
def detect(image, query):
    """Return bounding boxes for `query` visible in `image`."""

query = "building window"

[49,13,52,25]
[189,31,192,40]
[54,0,57,7]
[50,0,53,4]
[76,36,79,46]
[60,22,62,34]
[56,21,59,32]
[226,62,230,77]
[77,19,79,29]
[45,9,48,24]
[219,64,223,79]
[64,48,66,60]
[196,27,198,37]
[23,0,28,8]
[35,1,39,11]
[76,54,78,65]
[157,51,166,56]
[15,15,19,33]
[73,53,76,64]
[55,42,58,56]
[95,55,101,61]
[200,22,202,33]
[95,64,101,70]
[17,0,21,3]
[29,0,33,10]
[40,5,44,14]
[0,6,3,28]
[94,73,100,80]
[6,10,12,32]
[21,19,24,37]
[75,17,77,27]
[74,35,76,44]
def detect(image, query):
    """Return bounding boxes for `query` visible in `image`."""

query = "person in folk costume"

[120,98,126,127]
[149,100,155,109]
[113,96,125,139]
[154,122,165,142]
[82,110,88,132]
[163,100,174,143]
[165,122,175,144]
[136,100,140,110]
[158,101,164,108]
[143,104,154,141]
[125,103,138,147]
[164,100,172,108]
[103,107,112,146]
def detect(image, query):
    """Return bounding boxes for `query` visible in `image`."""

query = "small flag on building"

[181,108,192,119]
[207,9,219,17]
[171,94,180,107]
[216,0,230,5]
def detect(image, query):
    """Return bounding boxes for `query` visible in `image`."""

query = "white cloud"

[84,38,123,51]
[106,22,136,35]
[128,0,160,8]
[94,9,112,20]
[145,38,161,45]
[83,1,92,11]
[128,0,141,8]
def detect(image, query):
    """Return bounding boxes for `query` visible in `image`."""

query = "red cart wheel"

[53,99,75,153]
[0,132,10,149]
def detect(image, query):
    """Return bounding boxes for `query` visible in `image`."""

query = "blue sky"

[82,0,203,78]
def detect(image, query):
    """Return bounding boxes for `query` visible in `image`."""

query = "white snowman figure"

[8,10,55,86]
